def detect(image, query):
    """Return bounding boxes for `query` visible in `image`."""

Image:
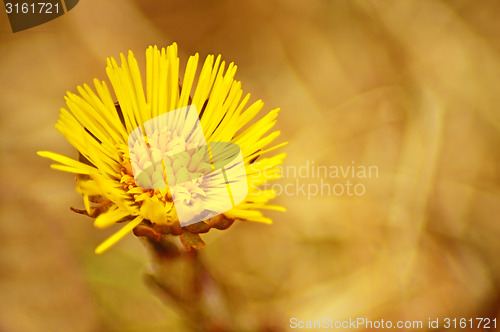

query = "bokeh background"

[1,0,500,331]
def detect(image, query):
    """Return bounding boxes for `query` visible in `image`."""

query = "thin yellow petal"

[49,164,90,175]
[95,216,143,254]
[38,151,96,173]
[94,206,132,229]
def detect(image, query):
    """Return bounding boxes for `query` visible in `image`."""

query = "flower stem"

[142,236,234,331]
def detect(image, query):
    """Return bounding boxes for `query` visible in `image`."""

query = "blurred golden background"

[1,0,500,331]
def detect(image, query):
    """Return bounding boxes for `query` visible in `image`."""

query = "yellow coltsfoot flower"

[38,43,286,254]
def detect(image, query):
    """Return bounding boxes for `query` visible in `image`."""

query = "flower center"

[122,128,214,224]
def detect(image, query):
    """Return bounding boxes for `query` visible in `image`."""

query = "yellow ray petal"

[95,216,143,254]
[49,164,91,175]
[94,206,132,229]
[37,151,96,173]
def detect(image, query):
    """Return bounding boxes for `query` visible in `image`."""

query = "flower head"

[39,43,286,253]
